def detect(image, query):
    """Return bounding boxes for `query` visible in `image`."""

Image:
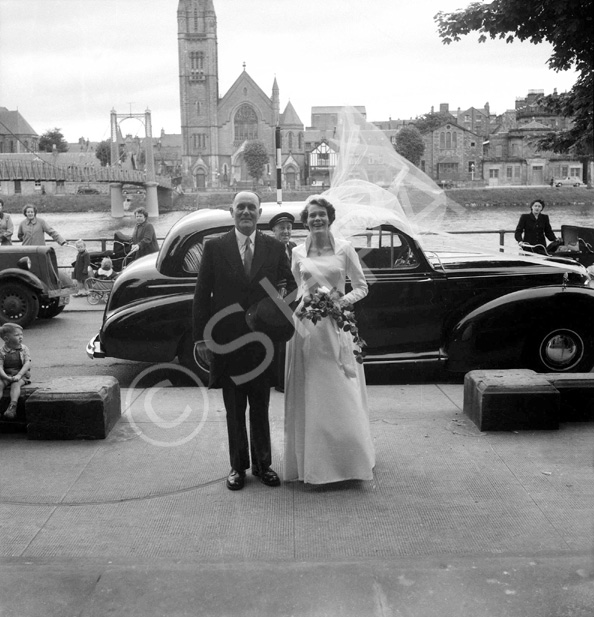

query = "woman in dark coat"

[130,207,159,259]
[514,199,557,253]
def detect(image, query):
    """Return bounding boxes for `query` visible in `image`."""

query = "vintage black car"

[87,204,594,379]
[0,245,75,327]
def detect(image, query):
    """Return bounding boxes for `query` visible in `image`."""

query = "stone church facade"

[177,0,305,190]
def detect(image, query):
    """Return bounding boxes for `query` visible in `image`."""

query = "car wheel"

[0,283,40,328]
[527,325,594,372]
[177,334,210,384]
[38,298,65,319]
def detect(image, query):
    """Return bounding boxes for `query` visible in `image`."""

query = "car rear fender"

[0,269,45,294]
[445,286,594,371]
[101,294,192,361]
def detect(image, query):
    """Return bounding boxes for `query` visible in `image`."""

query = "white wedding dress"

[284,236,375,484]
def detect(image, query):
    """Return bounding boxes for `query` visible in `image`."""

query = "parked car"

[0,246,76,327]
[554,177,584,187]
[76,186,100,195]
[87,204,594,379]
[122,185,146,197]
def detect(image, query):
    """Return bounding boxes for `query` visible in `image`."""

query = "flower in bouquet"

[296,286,367,363]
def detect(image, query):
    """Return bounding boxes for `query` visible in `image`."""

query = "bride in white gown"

[284,196,375,484]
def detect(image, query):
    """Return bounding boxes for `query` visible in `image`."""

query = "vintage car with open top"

[0,245,75,327]
[87,203,594,380]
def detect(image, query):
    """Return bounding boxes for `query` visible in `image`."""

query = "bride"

[283,196,375,484]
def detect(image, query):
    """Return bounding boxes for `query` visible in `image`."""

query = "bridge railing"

[0,159,172,188]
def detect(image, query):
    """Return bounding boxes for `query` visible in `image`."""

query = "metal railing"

[16,227,561,273]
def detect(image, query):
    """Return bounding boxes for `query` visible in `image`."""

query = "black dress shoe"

[252,467,280,487]
[226,469,245,491]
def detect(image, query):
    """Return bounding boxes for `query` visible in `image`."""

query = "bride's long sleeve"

[342,244,368,305]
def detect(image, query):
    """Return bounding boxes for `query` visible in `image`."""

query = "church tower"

[177,0,219,188]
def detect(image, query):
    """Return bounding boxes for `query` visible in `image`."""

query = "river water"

[23,202,594,268]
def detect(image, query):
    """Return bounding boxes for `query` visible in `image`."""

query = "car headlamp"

[17,256,31,271]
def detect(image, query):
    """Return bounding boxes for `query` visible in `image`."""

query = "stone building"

[0,107,38,154]
[481,90,583,186]
[177,0,305,190]
[419,118,482,186]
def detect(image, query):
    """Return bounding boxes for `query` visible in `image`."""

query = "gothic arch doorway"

[195,169,206,189]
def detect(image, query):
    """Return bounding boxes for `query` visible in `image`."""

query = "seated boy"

[0,323,32,419]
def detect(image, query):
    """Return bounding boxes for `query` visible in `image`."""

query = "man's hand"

[194,341,211,365]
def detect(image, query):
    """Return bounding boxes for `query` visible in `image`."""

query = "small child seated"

[96,257,116,280]
[0,323,32,419]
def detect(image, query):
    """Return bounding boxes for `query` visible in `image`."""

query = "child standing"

[0,323,32,419]
[72,239,91,297]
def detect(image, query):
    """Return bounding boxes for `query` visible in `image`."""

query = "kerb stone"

[0,384,39,434]
[464,369,560,431]
[542,373,594,422]
[25,376,121,440]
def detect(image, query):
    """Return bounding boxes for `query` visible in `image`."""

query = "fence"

[12,228,557,274]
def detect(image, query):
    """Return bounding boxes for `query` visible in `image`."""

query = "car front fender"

[445,286,594,372]
[0,269,45,294]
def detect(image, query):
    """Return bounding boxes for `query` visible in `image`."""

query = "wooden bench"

[463,369,560,431]
[0,377,121,439]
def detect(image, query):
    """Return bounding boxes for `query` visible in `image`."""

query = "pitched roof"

[0,107,38,136]
[280,101,303,128]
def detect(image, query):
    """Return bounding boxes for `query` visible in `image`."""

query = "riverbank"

[1,186,591,214]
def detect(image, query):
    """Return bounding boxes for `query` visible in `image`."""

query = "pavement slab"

[1,384,593,616]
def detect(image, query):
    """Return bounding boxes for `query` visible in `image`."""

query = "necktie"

[243,236,253,276]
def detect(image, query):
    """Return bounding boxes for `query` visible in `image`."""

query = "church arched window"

[234,104,258,142]
[288,132,294,150]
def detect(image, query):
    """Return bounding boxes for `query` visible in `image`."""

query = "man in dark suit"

[269,212,297,393]
[193,192,295,491]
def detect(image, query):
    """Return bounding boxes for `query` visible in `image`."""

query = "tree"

[394,125,425,166]
[95,140,111,167]
[435,0,594,155]
[413,112,454,135]
[95,140,127,167]
[243,140,269,184]
[38,128,69,153]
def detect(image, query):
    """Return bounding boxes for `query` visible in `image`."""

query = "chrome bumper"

[86,334,106,359]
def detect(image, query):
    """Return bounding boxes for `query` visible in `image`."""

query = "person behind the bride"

[284,196,375,484]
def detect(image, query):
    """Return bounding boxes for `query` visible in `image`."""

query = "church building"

[177,0,305,190]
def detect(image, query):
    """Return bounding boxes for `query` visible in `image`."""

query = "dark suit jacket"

[514,213,556,246]
[193,229,296,388]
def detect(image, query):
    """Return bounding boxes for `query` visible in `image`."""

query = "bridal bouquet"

[296,286,366,363]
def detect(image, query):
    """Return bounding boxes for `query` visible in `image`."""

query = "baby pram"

[88,231,135,273]
[85,276,117,304]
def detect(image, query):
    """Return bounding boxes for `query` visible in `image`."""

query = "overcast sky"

[0,0,578,143]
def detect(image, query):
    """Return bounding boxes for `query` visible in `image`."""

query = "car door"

[352,227,450,363]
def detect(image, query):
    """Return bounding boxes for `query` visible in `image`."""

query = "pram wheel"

[87,292,101,305]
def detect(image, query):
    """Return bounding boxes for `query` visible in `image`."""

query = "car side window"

[181,231,227,274]
[182,241,203,274]
[352,228,419,270]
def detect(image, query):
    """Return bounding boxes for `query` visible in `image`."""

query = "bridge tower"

[109,108,159,218]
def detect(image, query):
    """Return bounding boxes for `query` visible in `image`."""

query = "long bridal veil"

[315,106,562,264]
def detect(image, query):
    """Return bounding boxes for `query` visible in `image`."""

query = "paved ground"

[1,359,593,617]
